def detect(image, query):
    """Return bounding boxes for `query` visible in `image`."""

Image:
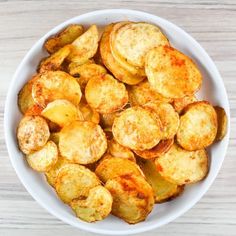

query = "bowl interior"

[4,9,230,235]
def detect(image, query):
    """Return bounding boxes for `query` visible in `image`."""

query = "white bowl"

[4,9,230,235]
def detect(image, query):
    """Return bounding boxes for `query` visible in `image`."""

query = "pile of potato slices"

[16,21,227,224]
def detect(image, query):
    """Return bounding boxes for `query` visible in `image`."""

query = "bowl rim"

[4,9,230,235]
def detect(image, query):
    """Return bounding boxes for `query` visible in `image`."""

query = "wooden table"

[0,1,235,235]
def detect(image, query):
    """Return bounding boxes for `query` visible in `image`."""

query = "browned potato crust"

[214,106,228,141]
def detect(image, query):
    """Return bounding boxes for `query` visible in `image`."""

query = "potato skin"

[214,106,228,141]
[105,174,154,224]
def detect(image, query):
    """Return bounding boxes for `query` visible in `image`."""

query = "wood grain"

[0,0,235,235]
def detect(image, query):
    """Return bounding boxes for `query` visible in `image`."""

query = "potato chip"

[172,95,197,114]
[214,106,228,141]
[78,101,100,124]
[24,104,43,116]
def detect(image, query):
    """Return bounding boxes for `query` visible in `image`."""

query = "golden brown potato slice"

[154,143,208,185]
[100,112,120,129]
[55,164,100,203]
[70,186,112,222]
[100,24,145,85]
[17,116,50,154]
[26,141,58,172]
[67,25,99,65]
[144,101,179,139]
[105,174,154,224]
[134,139,173,159]
[85,74,128,114]
[112,106,162,150]
[32,71,82,108]
[59,121,107,164]
[78,101,100,124]
[24,104,43,116]
[138,159,184,203]
[127,80,171,106]
[49,132,60,145]
[41,99,84,127]
[177,101,217,150]
[95,157,142,183]
[113,22,169,69]
[145,46,202,98]
[44,24,84,54]
[214,106,228,141]
[172,95,197,114]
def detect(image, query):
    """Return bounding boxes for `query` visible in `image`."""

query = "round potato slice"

[32,71,82,108]
[26,141,58,172]
[144,101,179,139]
[95,157,142,183]
[113,22,169,68]
[100,24,145,85]
[78,101,100,124]
[155,143,208,185]
[85,74,128,114]
[112,106,162,150]
[59,121,107,164]
[55,164,100,203]
[127,80,171,106]
[17,116,50,154]
[177,101,217,150]
[138,159,184,203]
[145,46,202,98]
[214,106,228,141]
[70,186,112,223]
[105,174,154,224]
[41,99,84,127]
[134,139,173,159]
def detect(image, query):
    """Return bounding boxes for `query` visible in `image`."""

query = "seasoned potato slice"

[105,174,154,224]
[44,24,84,54]
[55,164,100,203]
[128,80,171,106]
[144,101,179,139]
[145,46,202,98]
[85,74,128,114]
[78,101,100,124]
[95,157,142,183]
[138,159,183,203]
[100,112,120,129]
[41,99,83,127]
[177,101,217,150]
[134,139,173,159]
[26,141,58,172]
[113,22,169,69]
[32,71,82,107]
[155,143,208,185]
[70,186,112,222]
[59,121,107,164]
[172,95,197,114]
[112,106,162,150]
[67,25,99,65]
[100,24,145,85]
[25,104,43,116]
[49,132,60,145]
[214,106,228,141]
[17,116,50,154]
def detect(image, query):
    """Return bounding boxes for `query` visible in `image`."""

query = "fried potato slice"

[112,106,162,150]
[24,104,43,116]
[41,99,83,127]
[70,186,112,222]
[214,106,228,141]
[155,143,208,185]
[100,24,145,85]
[17,116,50,154]
[113,22,169,69]
[26,141,58,172]
[44,24,84,54]
[105,174,154,224]
[145,46,202,98]
[38,45,71,73]
[78,101,100,124]
[134,139,173,159]
[32,71,82,107]
[55,164,100,203]
[172,95,197,114]
[177,101,217,150]
[138,159,184,203]
[95,157,142,183]
[59,121,107,164]
[127,80,171,106]
[67,25,99,65]
[85,74,128,114]
[144,101,179,139]
[49,132,60,145]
